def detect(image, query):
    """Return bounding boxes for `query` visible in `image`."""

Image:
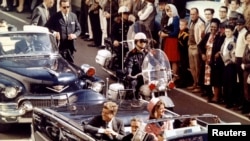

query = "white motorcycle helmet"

[118,6,129,14]
[134,32,147,40]
[134,32,147,48]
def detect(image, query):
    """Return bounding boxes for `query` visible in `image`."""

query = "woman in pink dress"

[145,98,173,141]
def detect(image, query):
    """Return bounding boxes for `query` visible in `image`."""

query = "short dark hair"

[204,8,215,15]
[211,18,221,27]
[60,0,70,6]
[220,6,228,12]
[224,24,235,31]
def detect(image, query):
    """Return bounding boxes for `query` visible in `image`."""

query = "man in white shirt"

[234,17,248,110]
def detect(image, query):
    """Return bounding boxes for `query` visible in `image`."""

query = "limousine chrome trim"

[33,107,96,141]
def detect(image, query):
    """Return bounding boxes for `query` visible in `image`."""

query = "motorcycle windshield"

[141,49,172,84]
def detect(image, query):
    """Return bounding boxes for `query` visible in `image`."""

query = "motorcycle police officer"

[111,6,133,69]
[124,32,148,99]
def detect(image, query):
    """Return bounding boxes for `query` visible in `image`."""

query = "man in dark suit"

[15,34,43,54]
[85,0,102,48]
[31,0,55,26]
[45,0,81,63]
[84,101,125,141]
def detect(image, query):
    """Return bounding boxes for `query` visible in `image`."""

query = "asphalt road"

[0,8,249,141]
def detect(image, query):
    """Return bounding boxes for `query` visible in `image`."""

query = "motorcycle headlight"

[4,87,21,99]
[157,79,167,91]
[91,82,104,93]
[158,84,166,91]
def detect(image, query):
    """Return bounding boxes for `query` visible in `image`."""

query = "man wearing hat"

[228,11,240,28]
[234,16,248,112]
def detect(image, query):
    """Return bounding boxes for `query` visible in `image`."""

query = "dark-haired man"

[204,8,215,34]
[45,0,81,63]
[234,17,248,112]
[84,101,125,141]
[219,6,229,26]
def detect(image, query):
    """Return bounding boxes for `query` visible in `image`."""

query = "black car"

[31,99,156,141]
[0,26,105,132]
[31,98,232,141]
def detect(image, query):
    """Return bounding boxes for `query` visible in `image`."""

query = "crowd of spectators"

[77,0,250,118]
[1,0,250,119]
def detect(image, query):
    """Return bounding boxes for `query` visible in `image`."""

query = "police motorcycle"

[95,6,136,78]
[95,18,175,109]
[138,48,175,104]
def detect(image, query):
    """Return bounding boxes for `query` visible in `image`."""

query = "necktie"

[64,14,68,24]
[45,9,49,20]
[105,122,114,140]
[205,22,210,33]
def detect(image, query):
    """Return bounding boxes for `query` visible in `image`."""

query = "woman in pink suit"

[145,98,173,141]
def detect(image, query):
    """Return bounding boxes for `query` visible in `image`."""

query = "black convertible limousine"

[31,98,234,141]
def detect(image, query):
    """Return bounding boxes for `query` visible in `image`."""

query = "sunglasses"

[62,6,70,9]
[139,39,148,43]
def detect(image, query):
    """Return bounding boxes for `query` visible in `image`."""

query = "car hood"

[0,56,78,84]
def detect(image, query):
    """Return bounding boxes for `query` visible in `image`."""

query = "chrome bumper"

[0,102,33,123]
